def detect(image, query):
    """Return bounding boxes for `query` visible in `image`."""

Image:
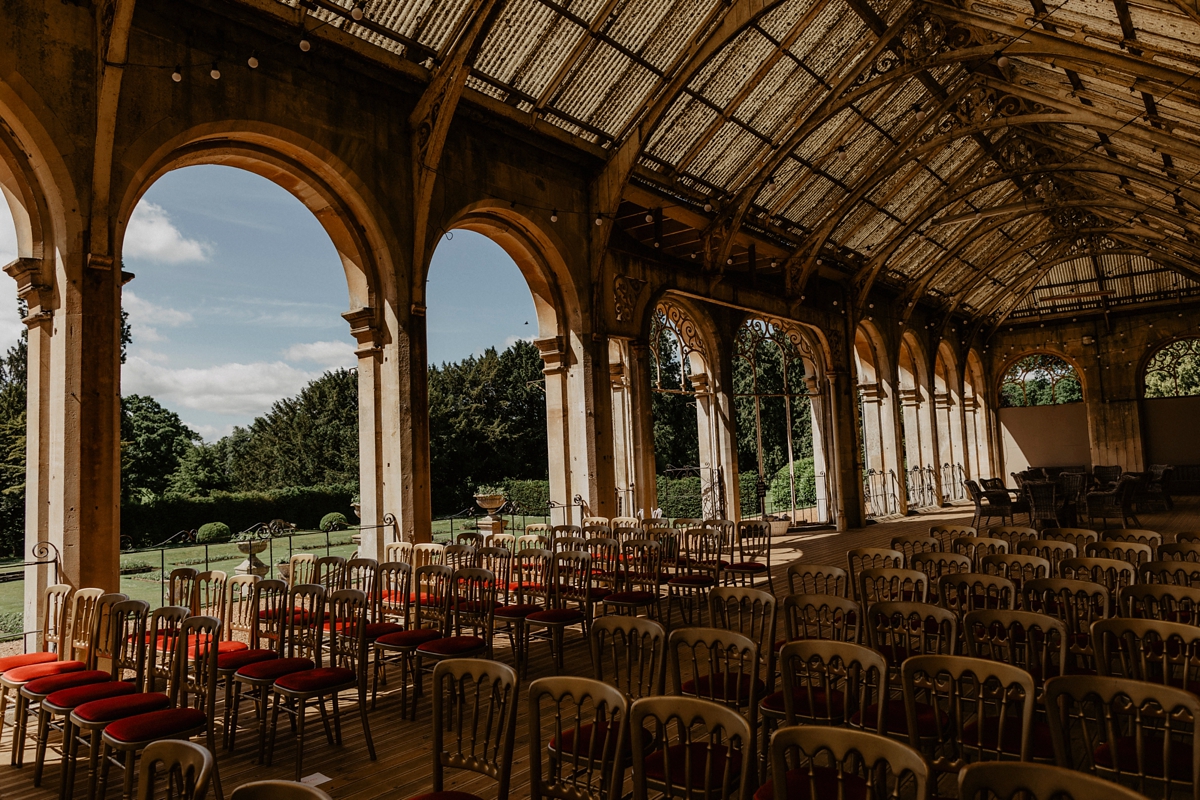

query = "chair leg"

[221,676,234,749]
[320,696,336,745]
[33,705,51,786]
[410,655,422,722]
[62,718,79,800]
[86,730,103,800]
[358,685,376,761]
[227,682,243,752]
[97,741,112,800]
[265,692,281,767]
[205,728,224,800]
[294,697,307,782]
[12,692,27,764]
[257,686,272,765]
[370,647,381,710]
[121,748,136,800]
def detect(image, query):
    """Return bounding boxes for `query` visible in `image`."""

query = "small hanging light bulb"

[645,212,654,223]
[703,202,713,212]
[550,209,558,223]
[210,62,221,80]
[247,53,259,69]
[997,54,1010,70]
[595,216,603,226]
[351,2,364,20]
[299,37,311,52]
[171,66,182,82]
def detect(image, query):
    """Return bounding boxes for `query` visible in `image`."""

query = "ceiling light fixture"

[171,66,182,82]
[210,62,221,80]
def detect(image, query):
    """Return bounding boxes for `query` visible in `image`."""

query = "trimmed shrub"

[768,458,817,511]
[320,512,349,532]
[503,480,550,515]
[655,475,703,519]
[196,522,231,544]
[121,484,356,547]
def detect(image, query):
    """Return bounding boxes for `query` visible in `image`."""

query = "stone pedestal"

[234,540,270,577]
[477,515,506,539]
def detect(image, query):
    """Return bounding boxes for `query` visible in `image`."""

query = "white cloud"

[283,340,356,369]
[134,348,170,363]
[187,422,235,442]
[124,292,193,327]
[0,210,25,351]
[503,334,535,349]
[122,356,317,417]
[123,202,210,263]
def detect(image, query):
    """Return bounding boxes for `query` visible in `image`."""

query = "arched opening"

[1141,337,1200,476]
[934,342,966,501]
[0,177,27,570]
[898,332,938,507]
[964,349,992,480]
[733,316,830,524]
[854,322,902,517]
[423,228,550,533]
[996,352,1089,477]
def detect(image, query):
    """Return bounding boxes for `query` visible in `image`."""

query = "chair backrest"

[985,526,1038,550]
[1119,582,1200,622]
[668,627,760,711]
[477,547,513,603]
[1022,578,1110,672]
[411,543,444,569]
[954,536,1009,569]
[413,564,454,633]
[513,548,553,607]
[552,524,583,541]
[582,524,612,540]
[452,567,497,641]
[168,568,199,608]
[344,558,378,599]
[768,725,928,800]
[611,517,640,529]
[1177,532,1200,545]
[193,571,227,619]
[283,583,326,663]
[847,548,905,599]
[890,534,940,562]
[1155,542,1200,562]
[787,562,849,596]
[585,537,621,592]
[528,676,628,800]
[246,578,287,652]
[1093,617,1200,690]
[225,575,259,644]
[590,615,666,699]
[708,586,776,671]
[1042,528,1099,550]
[147,605,190,691]
[1086,540,1153,566]
[582,516,610,528]
[1093,465,1122,484]
[859,567,929,606]
[524,523,551,539]
[630,696,751,800]
[1044,674,1200,797]
[109,599,151,688]
[378,561,412,624]
[230,781,333,800]
[1060,557,1136,594]
[1140,559,1200,587]
[1016,539,1077,574]
[517,533,548,551]
[866,601,957,664]
[911,552,972,583]
[61,587,105,663]
[287,554,316,587]
[929,525,976,551]
[960,761,1149,800]
[678,530,723,581]
[783,593,860,643]
[777,640,886,728]
[735,520,771,564]
[173,615,221,720]
[443,544,478,571]
[553,536,589,554]
[489,533,516,551]
[38,583,74,655]
[135,739,214,800]
[980,553,1051,601]
[937,573,1016,618]
[612,525,642,546]
[1102,528,1162,548]
[326,588,369,676]
[384,541,412,564]
[85,592,128,669]
[902,654,1035,769]
[456,531,485,547]
[553,550,593,608]
[620,539,662,594]
[964,609,1066,683]
[429,658,520,798]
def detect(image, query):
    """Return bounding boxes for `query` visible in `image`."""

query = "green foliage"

[0,309,29,558]
[503,480,549,515]
[768,457,817,510]
[733,330,813,478]
[196,522,231,544]
[121,395,198,500]
[999,354,1083,407]
[474,485,506,497]
[121,484,356,547]
[655,475,703,519]
[320,512,349,532]
[1144,338,1200,398]
[649,329,699,472]
[428,340,548,514]
[167,441,232,496]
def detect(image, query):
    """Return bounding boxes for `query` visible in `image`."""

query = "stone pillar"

[382,303,432,543]
[808,377,831,523]
[575,334,617,521]
[536,336,574,524]
[827,368,866,531]
[900,388,928,507]
[344,307,387,558]
[690,371,738,520]
[859,382,905,515]
[626,339,658,519]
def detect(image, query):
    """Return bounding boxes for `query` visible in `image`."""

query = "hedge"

[503,479,550,516]
[121,484,357,547]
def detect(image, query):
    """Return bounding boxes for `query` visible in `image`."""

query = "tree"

[121,395,198,500]
[166,440,232,496]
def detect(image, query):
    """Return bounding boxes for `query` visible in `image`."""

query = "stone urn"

[474,493,507,539]
[234,539,270,577]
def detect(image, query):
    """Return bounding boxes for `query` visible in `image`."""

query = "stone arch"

[898,330,939,506]
[1139,336,1200,399]
[934,340,966,497]
[964,348,993,480]
[115,123,410,552]
[855,320,904,515]
[995,349,1087,405]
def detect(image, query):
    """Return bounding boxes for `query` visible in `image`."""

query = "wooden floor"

[2,498,1198,799]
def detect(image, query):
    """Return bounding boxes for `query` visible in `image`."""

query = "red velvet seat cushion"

[0,652,57,674]
[963,717,1052,755]
[73,692,170,723]
[236,657,314,680]
[604,590,658,604]
[681,673,765,707]
[274,667,356,692]
[4,660,86,684]
[46,680,136,710]
[1095,735,1193,778]
[218,640,249,654]
[495,604,540,619]
[727,562,768,572]
[668,575,716,587]
[849,699,947,737]
[24,669,111,696]
[376,629,443,648]
[104,708,207,743]
[508,582,544,595]
[365,622,405,640]
[645,742,743,784]
[417,636,486,656]
[527,609,585,625]
[760,687,845,718]
[550,721,645,759]
[754,767,868,800]
[218,649,277,671]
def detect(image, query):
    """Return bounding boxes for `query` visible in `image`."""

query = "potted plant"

[474,485,507,514]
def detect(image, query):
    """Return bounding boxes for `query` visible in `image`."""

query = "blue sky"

[0,165,536,440]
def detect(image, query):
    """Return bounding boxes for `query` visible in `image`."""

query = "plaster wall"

[998,404,1091,473]
[1143,396,1200,465]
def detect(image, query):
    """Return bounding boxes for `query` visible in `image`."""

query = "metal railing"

[431,502,551,541]
[0,542,60,648]
[941,463,966,502]
[863,468,900,518]
[906,466,939,509]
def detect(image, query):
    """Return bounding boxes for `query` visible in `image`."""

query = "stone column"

[626,339,658,519]
[808,376,831,523]
[381,303,432,543]
[344,307,387,558]
[827,368,866,531]
[608,339,637,517]
[575,334,617,520]
[536,336,574,524]
[900,388,927,506]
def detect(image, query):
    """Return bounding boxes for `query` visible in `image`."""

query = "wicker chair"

[965,480,1017,530]
[1086,475,1141,529]
[1092,465,1122,489]
[1024,482,1060,529]
[1140,464,1175,512]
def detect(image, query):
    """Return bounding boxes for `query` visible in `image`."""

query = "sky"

[0,165,536,441]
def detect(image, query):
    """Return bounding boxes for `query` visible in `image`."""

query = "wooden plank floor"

[2,497,1197,799]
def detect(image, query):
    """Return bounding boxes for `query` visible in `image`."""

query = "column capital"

[899,388,922,407]
[342,306,381,354]
[535,336,568,375]
[4,257,52,312]
[688,371,712,395]
[859,382,885,402]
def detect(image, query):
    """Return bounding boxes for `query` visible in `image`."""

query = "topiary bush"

[320,512,349,532]
[196,522,231,544]
[768,457,817,512]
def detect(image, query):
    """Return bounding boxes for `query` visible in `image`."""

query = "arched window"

[999,353,1083,407]
[1144,338,1200,398]
[647,299,702,489]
